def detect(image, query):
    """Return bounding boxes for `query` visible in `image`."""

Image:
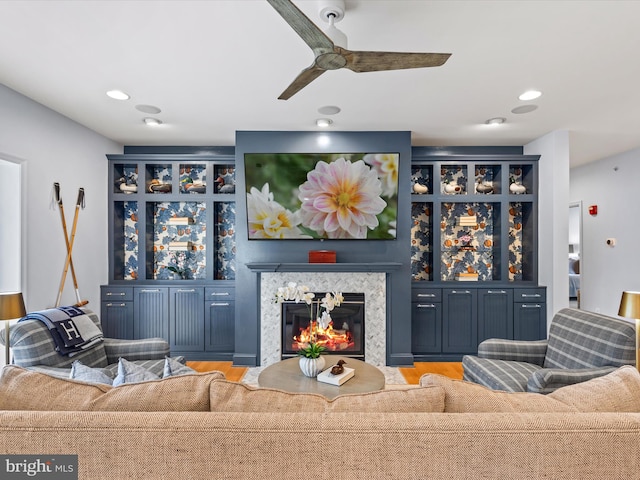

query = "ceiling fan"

[266,0,452,100]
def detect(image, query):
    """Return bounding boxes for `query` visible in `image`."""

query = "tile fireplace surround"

[259,271,388,367]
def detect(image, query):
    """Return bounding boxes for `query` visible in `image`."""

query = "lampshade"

[0,292,26,366]
[618,291,640,319]
[618,291,640,371]
[0,292,26,321]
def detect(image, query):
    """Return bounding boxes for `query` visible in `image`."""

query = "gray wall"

[525,130,570,325]
[0,83,121,313]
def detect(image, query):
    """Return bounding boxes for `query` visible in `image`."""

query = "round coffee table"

[258,357,385,399]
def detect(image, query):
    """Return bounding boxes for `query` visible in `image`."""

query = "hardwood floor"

[186,361,463,385]
[186,361,247,382]
[399,362,464,384]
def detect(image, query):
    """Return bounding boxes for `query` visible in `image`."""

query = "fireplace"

[281,292,365,358]
[258,270,389,367]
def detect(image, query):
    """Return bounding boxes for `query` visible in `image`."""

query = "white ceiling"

[1,0,639,167]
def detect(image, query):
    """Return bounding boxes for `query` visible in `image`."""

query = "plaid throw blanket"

[20,306,104,356]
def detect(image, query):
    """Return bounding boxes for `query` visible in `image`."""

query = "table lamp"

[0,292,26,365]
[618,291,640,370]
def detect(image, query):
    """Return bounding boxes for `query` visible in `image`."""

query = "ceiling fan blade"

[266,0,334,54]
[342,50,451,73]
[278,64,326,100]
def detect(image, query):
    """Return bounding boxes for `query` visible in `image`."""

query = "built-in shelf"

[246,263,403,273]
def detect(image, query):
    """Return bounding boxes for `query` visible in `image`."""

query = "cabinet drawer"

[412,289,441,302]
[101,286,133,302]
[514,288,546,302]
[205,287,235,300]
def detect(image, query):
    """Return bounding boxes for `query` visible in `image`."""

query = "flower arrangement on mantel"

[275,283,344,376]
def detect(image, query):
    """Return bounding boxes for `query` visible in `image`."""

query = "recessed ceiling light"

[106,89,130,100]
[136,104,162,114]
[143,117,163,126]
[485,117,506,126]
[318,105,341,115]
[518,90,542,101]
[316,118,333,128]
[511,105,538,114]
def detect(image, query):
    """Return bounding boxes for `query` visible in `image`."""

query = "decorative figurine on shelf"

[475,178,494,194]
[215,171,235,193]
[509,177,526,194]
[443,180,462,194]
[330,359,347,375]
[115,171,138,194]
[181,176,206,194]
[413,183,429,194]
[148,179,172,193]
[411,172,429,194]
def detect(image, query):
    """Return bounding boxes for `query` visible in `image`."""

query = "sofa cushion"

[462,356,541,392]
[548,365,640,412]
[0,365,224,411]
[70,360,114,385]
[113,358,161,386]
[104,357,185,378]
[163,356,196,377]
[419,373,576,413]
[71,357,196,386]
[209,380,445,413]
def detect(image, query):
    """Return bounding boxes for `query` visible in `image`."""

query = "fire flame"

[293,320,354,351]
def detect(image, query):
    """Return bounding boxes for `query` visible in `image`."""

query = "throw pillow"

[69,360,113,385]
[113,358,160,386]
[163,356,196,378]
[419,373,576,413]
[209,380,445,413]
[0,365,225,411]
[548,365,640,412]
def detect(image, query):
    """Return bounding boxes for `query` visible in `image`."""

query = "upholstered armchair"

[0,308,178,379]
[462,308,636,394]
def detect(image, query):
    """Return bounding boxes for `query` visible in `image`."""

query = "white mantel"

[249,263,400,367]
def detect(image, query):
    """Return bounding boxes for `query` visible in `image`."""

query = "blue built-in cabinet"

[410,148,546,361]
[102,147,236,361]
[101,141,545,365]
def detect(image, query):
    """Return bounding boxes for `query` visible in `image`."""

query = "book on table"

[317,366,355,386]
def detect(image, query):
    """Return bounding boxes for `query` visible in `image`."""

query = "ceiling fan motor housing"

[319,0,345,23]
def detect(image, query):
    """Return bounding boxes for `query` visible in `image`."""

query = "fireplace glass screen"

[281,292,365,358]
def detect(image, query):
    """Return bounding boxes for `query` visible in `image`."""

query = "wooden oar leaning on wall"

[53,182,88,308]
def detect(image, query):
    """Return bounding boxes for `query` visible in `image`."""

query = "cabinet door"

[100,286,134,339]
[205,298,235,353]
[170,288,205,352]
[133,287,169,340]
[411,301,442,353]
[442,288,477,353]
[514,303,546,340]
[478,289,513,342]
[101,301,134,339]
[514,288,546,340]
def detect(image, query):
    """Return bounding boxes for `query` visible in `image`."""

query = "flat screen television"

[244,152,399,240]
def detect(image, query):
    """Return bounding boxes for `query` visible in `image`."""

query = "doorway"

[0,157,23,367]
[568,202,582,308]
[0,159,21,291]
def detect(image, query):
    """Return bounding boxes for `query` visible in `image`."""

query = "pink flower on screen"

[298,158,386,239]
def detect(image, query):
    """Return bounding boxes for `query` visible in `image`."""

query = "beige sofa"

[1,365,640,479]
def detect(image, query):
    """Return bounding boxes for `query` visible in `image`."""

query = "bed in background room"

[569,254,580,299]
